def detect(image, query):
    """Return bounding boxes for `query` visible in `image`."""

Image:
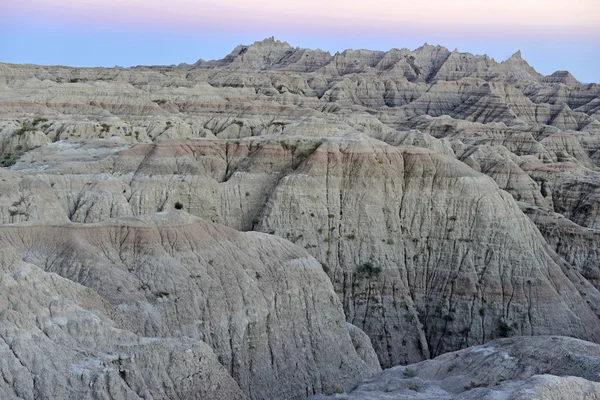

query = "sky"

[1,0,599,82]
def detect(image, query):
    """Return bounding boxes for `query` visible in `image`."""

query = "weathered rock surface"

[311,336,600,399]
[1,37,600,398]
[0,213,380,399]
[0,247,246,400]
[2,135,599,370]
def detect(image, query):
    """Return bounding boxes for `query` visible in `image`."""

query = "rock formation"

[1,37,600,398]
[310,336,600,399]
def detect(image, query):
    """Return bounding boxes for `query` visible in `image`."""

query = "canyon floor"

[1,37,600,399]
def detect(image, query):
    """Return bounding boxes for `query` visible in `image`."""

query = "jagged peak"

[415,43,449,52]
[249,37,292,49]
[510,50,523,60]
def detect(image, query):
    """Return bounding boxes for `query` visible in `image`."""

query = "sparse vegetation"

[13,123,38,136]
[100,123,110,133]
[174,202,184,210]
[403,368,416,378]
[152,99,168,105]
[2,152,17,167]
[356,262,381,279]
[32,117,48,126]
[347,233,356,240]
[498,319,514,337]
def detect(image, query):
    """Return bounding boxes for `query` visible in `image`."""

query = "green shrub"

[13,124,38,136]
[174,202,184,210]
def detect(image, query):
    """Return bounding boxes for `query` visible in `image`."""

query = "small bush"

[2,152,17,167]
[356,262,381,279]
[347,233,356,240]
[327,213,335,218]
[152,99,167,105]
[387,238,394,245]
[13,124,38,136]
[174,202,184,210]
[498,320,514,338]
[32,117,48,126]
[404,368,416,378]
[320,263,329,274]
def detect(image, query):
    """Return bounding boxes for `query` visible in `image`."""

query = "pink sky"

[4,0,599,36]
[2,0,599,82]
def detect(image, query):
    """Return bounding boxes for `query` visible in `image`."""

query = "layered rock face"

[1,37,600,398]
[2,135,599,369]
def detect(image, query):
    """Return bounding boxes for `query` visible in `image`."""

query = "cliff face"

[1,38,600,398]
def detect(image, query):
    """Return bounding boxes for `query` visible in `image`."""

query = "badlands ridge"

[1,37,600,399]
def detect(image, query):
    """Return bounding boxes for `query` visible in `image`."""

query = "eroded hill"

[1,37,600,399]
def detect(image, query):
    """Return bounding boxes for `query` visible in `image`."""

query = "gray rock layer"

[311,336,600,399]
[0,213,380,399]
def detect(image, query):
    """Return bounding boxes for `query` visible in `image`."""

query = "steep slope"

[0,213,380,399]
[1,136,599,369]
[0,247,246,400]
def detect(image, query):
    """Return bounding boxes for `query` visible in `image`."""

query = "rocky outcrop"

[0,247,246,400]
[311,336,600,399]
[0,213,380,399]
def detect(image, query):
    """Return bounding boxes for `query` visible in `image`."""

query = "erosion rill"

[1,38,600,399]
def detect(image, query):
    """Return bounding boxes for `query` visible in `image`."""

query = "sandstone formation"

[1,37,600,398]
